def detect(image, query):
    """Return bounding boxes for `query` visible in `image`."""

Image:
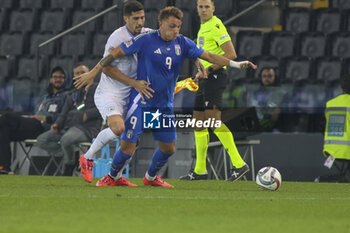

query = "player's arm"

[73,46,126,90]
[102,66,154,100]
[199,50,257,70]
[207,41,237,73]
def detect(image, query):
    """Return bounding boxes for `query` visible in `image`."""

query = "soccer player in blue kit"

[78,6,256,187]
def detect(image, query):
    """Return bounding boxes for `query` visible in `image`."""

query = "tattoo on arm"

[99,54,115,67]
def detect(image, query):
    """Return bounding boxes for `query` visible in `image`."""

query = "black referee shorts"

[194,68,228,111]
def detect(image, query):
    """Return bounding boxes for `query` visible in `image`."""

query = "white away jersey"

[98,25,152,94]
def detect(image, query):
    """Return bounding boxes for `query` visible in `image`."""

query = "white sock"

[84,128,118,160]
[145,171,155,181]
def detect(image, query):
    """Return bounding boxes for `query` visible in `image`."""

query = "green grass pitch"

[0,176,349,233]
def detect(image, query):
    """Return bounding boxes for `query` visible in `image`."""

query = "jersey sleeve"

[183,36,204,60]
[211,21,231,47]
[120,34,147,56]
[103,33,123,66]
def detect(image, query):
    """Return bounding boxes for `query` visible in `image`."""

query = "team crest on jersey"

[175,44,181,55]
[124,40,133,48]
[126,129,133,139]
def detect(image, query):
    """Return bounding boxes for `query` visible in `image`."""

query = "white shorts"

[94,84,130,121]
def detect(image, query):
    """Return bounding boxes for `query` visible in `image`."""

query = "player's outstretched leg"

[80,128,118,182]
[96,148,137,187]
[143,148,174,188]
[96,175,137,187]
[80,154,94,183]
[143,175,173,188]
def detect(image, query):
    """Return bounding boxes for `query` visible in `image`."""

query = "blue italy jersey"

[121,30,204,108]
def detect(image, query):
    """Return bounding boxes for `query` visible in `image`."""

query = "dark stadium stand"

[40,9,68,33]
[282,7,311,33]
[0,32,26,56]
[236,30,264,59]
[282,56,313,84]
[312,8,342,34]
[91,32,110,56]
[19,0,45,9]
[9,9,38,32]
[266,31,296,59]
[60,32,88,56]
[298,32,327,58]
[329,32,350,58]
[30,32,56,56]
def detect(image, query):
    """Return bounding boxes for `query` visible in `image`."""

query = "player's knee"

[109,123,124,136]
[120,141,136,155]
[161,145,176,155]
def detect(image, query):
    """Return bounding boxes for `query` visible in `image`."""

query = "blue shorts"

[121,95,177,143]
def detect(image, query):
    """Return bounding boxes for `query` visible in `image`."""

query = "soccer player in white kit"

[75,1,154,185]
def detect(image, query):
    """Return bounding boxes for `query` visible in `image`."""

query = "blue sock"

[147,148,173,177]
[109,150,131,178]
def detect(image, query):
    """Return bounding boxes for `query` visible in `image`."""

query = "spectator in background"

[36,63,102,176]
[37,63,102,176]
[317,74,350,182]
[247,67,285,131]
[0,66,69,175]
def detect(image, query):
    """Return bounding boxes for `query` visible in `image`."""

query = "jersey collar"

[125,25,136,38]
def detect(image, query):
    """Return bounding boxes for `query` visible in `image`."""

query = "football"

[256,167,282,191]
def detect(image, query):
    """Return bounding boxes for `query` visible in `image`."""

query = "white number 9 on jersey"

[166,57,172,69]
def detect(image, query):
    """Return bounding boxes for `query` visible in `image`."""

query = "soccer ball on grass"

[256,167,282,191]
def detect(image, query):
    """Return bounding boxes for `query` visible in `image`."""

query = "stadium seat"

[282,7,311,33]
[0,32,26,56]
[175,0,196,11]
[30,32,56,56]
[266,31,296,59]
[298,32,326,58]
[329,32,350,59]
[314,57,343,84]
[236,30,264,58]
[19,0,45,9]
[0,8,9,31]
[213,0,233,19]
[92,33,110,56]
[9,9,38,32]
[81,0,108,10]
[40,9,67,33]
[282,56,313,84]
[0,55,15,83]
[143,0,167,11]
[312,8,341,34]
[102,11,123,33]
[180,10,194,38]
[0,0,17,8]
[60,33,87,56]
[145,10,159,29]
[330,0,350,9]
[251,56,279,82]
[71,10,98,32]
[16,56,47,81]
[50,0,77,9]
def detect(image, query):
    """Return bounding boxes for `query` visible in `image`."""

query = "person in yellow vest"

[321,74,350,182]
[180,0,250,181]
